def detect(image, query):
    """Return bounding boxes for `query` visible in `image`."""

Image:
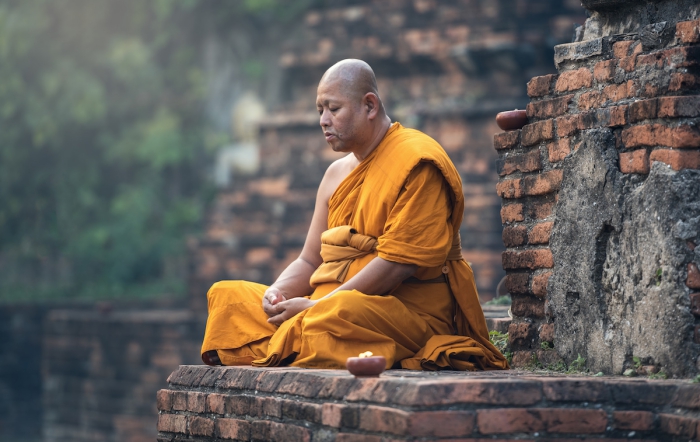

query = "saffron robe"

[201,123,509,370]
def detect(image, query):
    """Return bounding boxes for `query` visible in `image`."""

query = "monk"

[200,59,509,371]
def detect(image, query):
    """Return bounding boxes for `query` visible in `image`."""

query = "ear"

[363,93,380,120]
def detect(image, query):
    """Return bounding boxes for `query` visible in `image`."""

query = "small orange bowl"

[496,110,528,131]
[346,356,386,377]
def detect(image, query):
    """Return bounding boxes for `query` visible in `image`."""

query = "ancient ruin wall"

[497,0,700,376]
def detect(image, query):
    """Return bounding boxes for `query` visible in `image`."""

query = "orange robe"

[201,123,509,370]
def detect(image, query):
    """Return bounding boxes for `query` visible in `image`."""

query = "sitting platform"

[157,365,700,441]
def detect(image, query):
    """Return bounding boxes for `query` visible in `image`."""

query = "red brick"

[548,138,571,163]
[226,395,252,416]
[579,90,604,110]
[408,411,475,437]
[253,396,282,418]
[555,68,593,93]
[359,405,409,435]
[532,271,552,297]
[501,204,524,223]
[156,389,173,412]
[281,399,322,423]
[602,82,628,103]
[503,249,554,270]
[669,73,698,92]
[336,435,385,442]
[187,392,206,413]
[206,393,226,414]
[522,119,554,146]
[608,105,628,127]
[527,74,557,97]
[613,40,640,59]
[539,408,607,433]
[530,200,555,220]
[594,61,615,83]
[494,130,521,150]
[505,273,530,295]
[556,114,583,138]
[691,293,700,317]
[496,149,542,176]
[627,79,640,98]
[658,96,700,118]
[612,411,654,431]
[650,149,700,170]
[172,391,187,411]
[157,414,187,434]
[188,416,215,437]
[619,149,650,174]
[659,414,697,438]
[322,403,359,428]
[672,384,700,408]
[687,263,700,289]
[509,322,535,347]
[527,95,574,120]
[528,222,553,245]
[541,379,611,402]
[539,323,554,342]
[477,408,544,434]
[642,83,660,98]
[496,170,563,199]
[619,55,637,72]
[267,421,311,442]
[622,124,700,149]
[629,98,658,122]
[511,351,535,367]
[216,418,250,440]
[511,294,546,318]
[677,19,700,44]
[503,225,527,247]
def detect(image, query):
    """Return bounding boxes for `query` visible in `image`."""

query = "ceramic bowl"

[496,110,528,131]
[346,356,386,377]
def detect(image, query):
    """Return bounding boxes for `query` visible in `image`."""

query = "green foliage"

[540,341,553,351]
[567,354,587,373]
[485,295,511,305]
[647,370,667,380]
[0,0,322,302]
[693,375,700,383]
[633,356,642,369]
[655,268,663,286]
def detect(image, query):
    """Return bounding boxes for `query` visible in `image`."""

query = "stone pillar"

[496,0,700,376]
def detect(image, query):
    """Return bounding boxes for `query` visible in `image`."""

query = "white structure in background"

[214,92,265,187]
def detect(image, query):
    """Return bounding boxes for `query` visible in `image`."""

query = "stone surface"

[549,129,700,376]
[157,365,700,442]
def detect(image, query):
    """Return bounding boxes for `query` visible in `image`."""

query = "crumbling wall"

[497,0,700,376]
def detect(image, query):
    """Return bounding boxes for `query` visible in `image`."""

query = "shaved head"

[319,59,383,111]
[316,59,391,160]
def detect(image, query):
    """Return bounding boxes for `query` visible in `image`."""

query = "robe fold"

[201,122,509,371]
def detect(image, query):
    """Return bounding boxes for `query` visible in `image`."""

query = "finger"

[267,311,287,326]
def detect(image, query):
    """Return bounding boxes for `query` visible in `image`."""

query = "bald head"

[319,59,383,111]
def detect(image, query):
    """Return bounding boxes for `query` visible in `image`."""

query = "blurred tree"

[0,0,315,302]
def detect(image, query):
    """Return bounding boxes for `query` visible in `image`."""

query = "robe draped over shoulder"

[200,122,509,371]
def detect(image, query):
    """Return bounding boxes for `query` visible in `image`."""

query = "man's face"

[316,79,368,153]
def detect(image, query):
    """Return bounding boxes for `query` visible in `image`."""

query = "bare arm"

[323,257,416,298]
[262,158,350,315]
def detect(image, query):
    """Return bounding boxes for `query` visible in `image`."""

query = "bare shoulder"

[318,154,358,202]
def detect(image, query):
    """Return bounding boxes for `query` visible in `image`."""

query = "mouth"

[324,132,337,142]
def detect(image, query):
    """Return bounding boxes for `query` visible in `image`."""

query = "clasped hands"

[262,287,317,326]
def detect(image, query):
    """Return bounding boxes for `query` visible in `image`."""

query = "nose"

[319,109,331,129]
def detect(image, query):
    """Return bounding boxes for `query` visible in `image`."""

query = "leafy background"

[0,0,315,303]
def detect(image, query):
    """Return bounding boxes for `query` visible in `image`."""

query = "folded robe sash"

[309,226,378,287]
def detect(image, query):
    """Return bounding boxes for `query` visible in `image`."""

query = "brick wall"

[157,365,700,441]
[188,0,587,313]
[43,309,203,442]
[496,2,700,375]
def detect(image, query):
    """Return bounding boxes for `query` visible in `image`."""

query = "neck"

[353,115,393,161]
